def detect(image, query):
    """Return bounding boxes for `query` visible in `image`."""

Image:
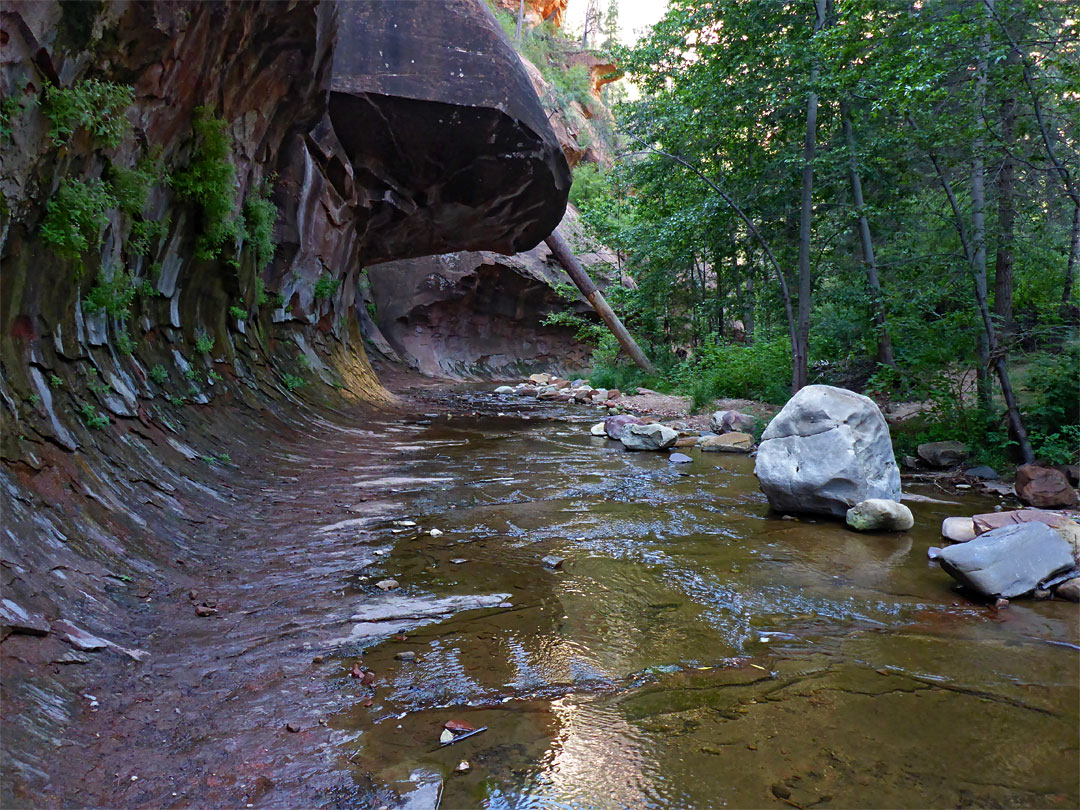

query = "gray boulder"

[700,432,754,453]
[936,523,1075,598]
[494,385,515,394]
[846,499,914,532]
[754,385,901,517]
[709,410,756,434]
[917,441,968,468]
[621,423,678,451]
[604,414,645,440]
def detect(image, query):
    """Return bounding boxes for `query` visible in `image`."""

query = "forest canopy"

[565,0,1079,466]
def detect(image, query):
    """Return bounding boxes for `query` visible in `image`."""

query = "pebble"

[286,721,301,733]
[375,579,399,591]
[395,651,416,661]
[450,558,467,564]
[542,555,565,570]
[311,655,325,665]
[456,760,471,773]
[429,528,443,537]
[194,605,218,617]
[669,453,693,463]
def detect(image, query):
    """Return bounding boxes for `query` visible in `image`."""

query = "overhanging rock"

[330,0,571,265]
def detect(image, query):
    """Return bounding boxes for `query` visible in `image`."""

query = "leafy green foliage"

[42,79,133,147]
[568,163,606,210]
[243,180,277,269]
[40,178,116,263]
[128,217,169,257]
[149,364,168,385]
[194,331,214,354]
[313,273,341,300]
[83,265,136,319]
[281,372,305,391]
[170,108,244,261]
[1,83,36,142]
[49,374,63,388]
[229,305,248,321]
[78,401,109,429]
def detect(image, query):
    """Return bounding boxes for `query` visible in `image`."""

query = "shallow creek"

[330,389,1079,809]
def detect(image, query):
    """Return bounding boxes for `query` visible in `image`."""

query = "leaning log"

[544,231,655,373]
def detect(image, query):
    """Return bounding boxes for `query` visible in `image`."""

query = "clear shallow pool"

[335,390,1079,809]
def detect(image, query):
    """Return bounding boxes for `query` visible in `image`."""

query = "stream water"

[326,389,1079,809]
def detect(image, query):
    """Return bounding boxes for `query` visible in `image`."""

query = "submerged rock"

[754,385,901,518]
[621,423,678,451]
[936,523,1075,599]
[1014,465,1079,508]
[964,465,999,480]
[917,441,968,468]
[589,422,607,437]
[700,433,754,453]
[494,386,515,394]
[669,453,693,464]
[846,499,914,532]
[604,414,645,440]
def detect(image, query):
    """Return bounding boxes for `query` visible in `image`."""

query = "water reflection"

[334,389,1079,809]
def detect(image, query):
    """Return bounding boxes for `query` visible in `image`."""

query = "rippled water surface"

[334,390,1079,809]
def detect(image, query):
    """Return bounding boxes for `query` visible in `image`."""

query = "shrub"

[281,372,305,391]
[313,273,341,300]
[41,178,116,263]
[243,180,277,269]
[672,336,793,408]
[78,401,109,429]
[170,107,244,261]
[568,163,606,210]
[1,84,35,143]
[42,79,133,147]
[128,217,169,256]
[149,364,168,384]
[83,265,137,319]
[229,305,248,321]
[194,331,214,354]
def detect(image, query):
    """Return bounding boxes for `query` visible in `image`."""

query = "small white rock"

[429,528,443,537]
[375,579,399,591]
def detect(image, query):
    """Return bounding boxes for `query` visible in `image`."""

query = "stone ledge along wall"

[0,0,568,790]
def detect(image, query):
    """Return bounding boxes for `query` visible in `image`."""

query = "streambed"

[332,389,1079,809]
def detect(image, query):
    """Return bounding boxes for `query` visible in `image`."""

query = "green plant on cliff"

[281,372,305,392]
[49,374,63,388]
[83,264,137,320]
[194,331,215,354]
[149,364,168,385]
[78,401,109,430]
[1,82,36,143]
[243,179,277,269]
[170,107,244,262]
[127,217,170,257]
[40,178,116,264]
[229,305,248,321]
[42,79,134,147]
[313,273,341,301]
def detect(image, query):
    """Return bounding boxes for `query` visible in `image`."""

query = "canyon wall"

[0,1,568,797]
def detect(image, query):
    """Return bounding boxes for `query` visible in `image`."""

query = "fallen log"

[544,231,655,373]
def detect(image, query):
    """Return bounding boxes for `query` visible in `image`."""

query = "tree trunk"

[544,231,655,373]
[993,78,1016,335]
[514,0,524,47]
[841,102,896,369]
[1064,201,1079,317]
[794,0,828,392]
[972,15,993,412]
